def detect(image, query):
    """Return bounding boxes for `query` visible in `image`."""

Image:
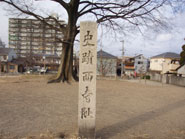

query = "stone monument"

[78,21,97,139]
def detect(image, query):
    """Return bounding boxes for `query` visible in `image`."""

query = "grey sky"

[0,1,185,58]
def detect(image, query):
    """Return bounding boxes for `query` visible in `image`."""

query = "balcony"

[169,64,180,71]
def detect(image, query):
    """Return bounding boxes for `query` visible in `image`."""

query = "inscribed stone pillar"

[78,21,97,139]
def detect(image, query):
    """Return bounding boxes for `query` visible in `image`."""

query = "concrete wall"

[169,75,185,87]
[149,72,162,82]
[149,72,185,87]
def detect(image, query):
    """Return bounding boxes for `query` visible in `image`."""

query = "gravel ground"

[0,75,185,139]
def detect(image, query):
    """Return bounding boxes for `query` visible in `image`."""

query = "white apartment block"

[9,17,65,58]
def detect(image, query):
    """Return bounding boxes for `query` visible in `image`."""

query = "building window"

[175,61,179,64]
[9,65,15,69]
[138,61,143,64]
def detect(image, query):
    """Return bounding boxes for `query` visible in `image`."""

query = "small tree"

[1,0,184,82]
[180,44,185,65]
[97,58,115,77]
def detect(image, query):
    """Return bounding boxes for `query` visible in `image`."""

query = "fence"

[149,72,185,87]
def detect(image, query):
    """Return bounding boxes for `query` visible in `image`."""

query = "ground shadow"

[96,99,185,139]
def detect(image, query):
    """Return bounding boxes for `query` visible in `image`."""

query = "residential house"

[11,57,31,73]
[117,56,131,76]
[124,57,135,77]
[97,50,117,76]
[32,53,60,72]
[176,62,185,77]
[0,48,17,62]
[0,48,18,73]
[117,55,149,77]
[150,52,180,74]
[116,57,122,76]
[134,54,149,74]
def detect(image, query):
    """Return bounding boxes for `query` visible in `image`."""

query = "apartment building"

[0,48,18,73]
[9,17,65,58]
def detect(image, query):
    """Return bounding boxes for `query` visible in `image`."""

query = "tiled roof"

[11,57,29,65]
[151,52,180,59]
[97,50,117,59]
[0,48,13,55]
[134,54,143,58]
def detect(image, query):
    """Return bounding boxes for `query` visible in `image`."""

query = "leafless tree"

[1,0,184,82]
[97,58,116,77]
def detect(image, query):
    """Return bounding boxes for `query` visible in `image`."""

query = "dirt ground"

[0,75,185,139]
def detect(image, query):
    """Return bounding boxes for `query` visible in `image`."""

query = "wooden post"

[78,21,97,139]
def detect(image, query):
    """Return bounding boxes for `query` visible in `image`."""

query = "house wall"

[0,55,8,62]
[0,63,18,73]
[7,49,17,61]
[134,55,149,73]
[0,49,17,62]
[150,58,176,74]
[177,65,185,77]
[7,63,18,73]
[125,69,135,77]
[97,58,117,76]
[149,72,162,82]
[1,64,6,72]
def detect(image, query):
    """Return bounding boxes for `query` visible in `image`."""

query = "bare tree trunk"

[48,27,78,83]
[48,0,80,83]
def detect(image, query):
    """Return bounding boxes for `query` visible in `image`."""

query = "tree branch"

[1,0,66,32]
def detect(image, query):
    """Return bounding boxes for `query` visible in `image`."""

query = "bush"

[142,75,150,80]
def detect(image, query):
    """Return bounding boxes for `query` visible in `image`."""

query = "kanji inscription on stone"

[78,21,97,139]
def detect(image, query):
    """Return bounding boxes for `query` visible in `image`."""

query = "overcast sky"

[0,1,185,58]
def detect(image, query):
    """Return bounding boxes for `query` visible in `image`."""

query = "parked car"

[25,67,33,74]
[25,66,40,74]
[39,67,47,74]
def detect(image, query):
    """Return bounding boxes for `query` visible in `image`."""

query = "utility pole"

[120,40,124,77]
[100,41,103,76]
[43,55,46,75]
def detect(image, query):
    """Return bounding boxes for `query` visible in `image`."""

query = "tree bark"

[48,28,77,83]
[48,0,80,83]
